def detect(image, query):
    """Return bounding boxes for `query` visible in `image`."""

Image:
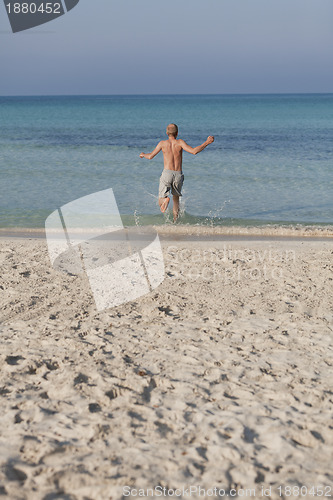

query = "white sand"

[0,234,332,499]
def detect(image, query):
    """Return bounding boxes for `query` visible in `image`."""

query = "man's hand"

[140,153,145,158]
[207,136,214,144]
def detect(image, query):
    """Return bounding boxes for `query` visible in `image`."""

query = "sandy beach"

[0,229,332,499]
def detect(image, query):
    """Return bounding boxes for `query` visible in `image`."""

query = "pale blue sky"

[1,0,333,95]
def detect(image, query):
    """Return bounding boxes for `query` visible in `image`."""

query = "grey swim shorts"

[158,170,184,198]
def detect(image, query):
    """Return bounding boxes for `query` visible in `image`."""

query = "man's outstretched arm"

[140,142,162,160]
[180,136,214,155]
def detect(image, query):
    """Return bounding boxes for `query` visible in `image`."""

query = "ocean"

[0,94,332,230]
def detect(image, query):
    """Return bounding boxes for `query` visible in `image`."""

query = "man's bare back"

[140,123,214,221]
[159,138,184,171]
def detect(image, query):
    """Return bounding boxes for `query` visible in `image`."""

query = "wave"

[121,212,333,236]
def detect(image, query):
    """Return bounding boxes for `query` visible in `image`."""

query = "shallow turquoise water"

[0,94,332,228]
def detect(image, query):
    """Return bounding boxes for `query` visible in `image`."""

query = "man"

[140,124,214,221]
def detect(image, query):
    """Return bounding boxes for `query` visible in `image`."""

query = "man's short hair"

[166,123,178,137]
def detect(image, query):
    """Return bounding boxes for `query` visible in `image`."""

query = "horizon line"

[1,91,333,98]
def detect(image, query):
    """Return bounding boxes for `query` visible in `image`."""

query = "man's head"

[166,123,178,138]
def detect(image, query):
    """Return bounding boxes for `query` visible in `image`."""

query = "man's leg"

[171,173,183,222]
[173,195,180,222]
[158,171,171,213]
[159,197,170,213]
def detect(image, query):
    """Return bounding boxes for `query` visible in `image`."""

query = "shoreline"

[0,223,333,241]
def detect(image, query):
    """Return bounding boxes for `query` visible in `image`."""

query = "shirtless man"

[140,124,214,221]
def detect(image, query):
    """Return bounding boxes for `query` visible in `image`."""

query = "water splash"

[133,209,141,227]
[179,197,186,220]
[205,200,230,227]
[163,210,173,224]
